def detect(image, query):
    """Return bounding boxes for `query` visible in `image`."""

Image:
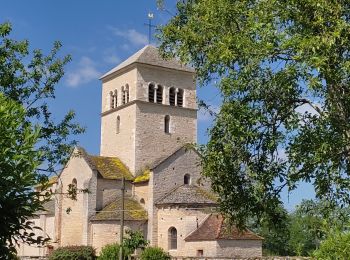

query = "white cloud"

[108,26,148,47]
[102,47,121,65]
[66,57,100,87]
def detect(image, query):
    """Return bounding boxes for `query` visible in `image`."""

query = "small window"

[197,250,204,257]
[125,84,130,103]
[169,87,176,106]
[116,116,120,134]
[165,115,170,134]
[140,198,145,205]
[177,88,184,107]
[109,91,114,109]
[72,178,77,188]
[122,86,126,105]
[149,83,155,103]
[168,227,177,250]
[157,85,163,104]
[184,174,191,185]
[114,89,118,108]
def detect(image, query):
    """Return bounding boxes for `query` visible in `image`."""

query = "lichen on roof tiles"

[92,198,147,221]
[156,185,218,205]
[89,155,134,180]
[133,169,150,183]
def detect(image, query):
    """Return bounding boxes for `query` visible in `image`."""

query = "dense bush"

[49,246,96,260]
[140,247,170,260]
[98,243,120,260]
[313,231,350,259]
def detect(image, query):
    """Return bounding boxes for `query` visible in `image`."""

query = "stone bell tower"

[99,45,197,175]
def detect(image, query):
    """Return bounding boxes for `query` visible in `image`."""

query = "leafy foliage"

[98,243,120,260]
[0,93,46,257]
[313,231,350,259]
[0,22,84,256]
[140,247,171,260]
[159,0,350,228]
[49,246,96,260]
[122,230,149,254]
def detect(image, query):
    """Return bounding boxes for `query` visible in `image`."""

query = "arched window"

[156,85,163,104]
[125,84,130,103]
[140,198,145,205]
[168,227,177,250]
[116,116,120,134]
[72,178,77,188]
[169,87,176,106]
[148,83,155,103]
[109,91,114,109]
[114,89,118,108]
[184,174,191,185]
[122,86,126,105]
[177,88,184,107]
[165,115,170,134]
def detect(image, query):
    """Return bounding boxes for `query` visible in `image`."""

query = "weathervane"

[145,12,156,44]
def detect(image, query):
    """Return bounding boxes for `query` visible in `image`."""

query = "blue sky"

[1,0,313,210]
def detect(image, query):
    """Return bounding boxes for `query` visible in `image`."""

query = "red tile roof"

[185,214,263,241]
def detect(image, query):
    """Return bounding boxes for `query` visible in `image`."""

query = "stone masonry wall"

[157,208,209,257]
[58,153,94,246]
[216,240,262,259]
[91,220,147,254]
[100,103,136,172]
[135,102,197,174]
[149,149,211,246]
[137,64,197,109]
[96,178,133,210]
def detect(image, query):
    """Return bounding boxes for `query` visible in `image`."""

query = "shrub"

[313,231,350,259]
[49,245,96,260]
[98,243,120,260]
[140,247,170,260]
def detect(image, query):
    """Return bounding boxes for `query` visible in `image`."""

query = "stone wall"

[90,220,147,254]
[137,64,197,109]
[216,240,262,259]
[96,178,133,210]
[148,148,211,246]
[100,103,136,172]
[157,208,209,257]
[133,182,149,209]
[135,102,197,174]
[57,152,95,246]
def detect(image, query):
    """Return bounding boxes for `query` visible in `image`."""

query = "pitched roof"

[156,185,217,206]
[185,214,263,241]
[92,197,147,221]
[100,45,195,79]
[88,155,134,180]
[36,200,55,215]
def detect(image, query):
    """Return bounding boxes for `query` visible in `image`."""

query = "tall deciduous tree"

[0,22,84,256]
[159,0,350,227]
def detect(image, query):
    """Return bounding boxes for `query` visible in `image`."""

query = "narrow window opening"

[122,86,126,105]
[125,84,129,103]
[140,198,145,205]
[165,115,170,134]
[114,89,118,108]
[169,87,176,106]
[168,227,177,250]
[197,250,204,257]
[109,91,114,109]
[72,178,77,188]
[177,88,184,107]
[156,85,163,104]
[116,116,120,134]
[148,83,155,103]
[184,174,191,185]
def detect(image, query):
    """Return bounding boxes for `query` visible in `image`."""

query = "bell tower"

[99,45,197,175]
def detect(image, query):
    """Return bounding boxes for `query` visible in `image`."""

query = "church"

[18,45,263,259]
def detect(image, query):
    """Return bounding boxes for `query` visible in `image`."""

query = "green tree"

[0,22,84,256]
[159,0,350,228]
[0,93,44,257]
[313,231,350,260]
